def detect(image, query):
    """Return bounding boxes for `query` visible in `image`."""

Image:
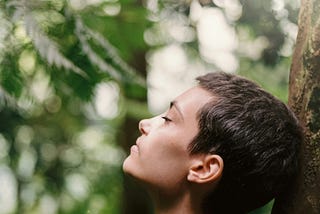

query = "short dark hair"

[188,72,303,213]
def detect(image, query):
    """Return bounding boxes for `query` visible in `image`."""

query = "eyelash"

[161,116,172,122]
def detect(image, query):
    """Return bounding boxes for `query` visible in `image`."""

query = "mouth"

[130,137,141,154]
[136,137,142,147]
[130,145,139,154]
[130,145,139,153]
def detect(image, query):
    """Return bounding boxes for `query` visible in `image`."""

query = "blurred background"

[0,0,299,213]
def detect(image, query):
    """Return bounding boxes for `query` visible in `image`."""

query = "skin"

[123,86,223,214]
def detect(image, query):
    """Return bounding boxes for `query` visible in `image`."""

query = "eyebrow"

[170,101,184,121]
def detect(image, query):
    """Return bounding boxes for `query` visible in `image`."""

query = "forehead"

[174,86,213,117]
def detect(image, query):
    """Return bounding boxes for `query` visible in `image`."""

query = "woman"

[123,72,303,213]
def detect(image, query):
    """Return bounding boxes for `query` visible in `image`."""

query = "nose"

[139,119,150,135]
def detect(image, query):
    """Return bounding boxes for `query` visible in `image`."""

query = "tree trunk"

[272,0,320,213]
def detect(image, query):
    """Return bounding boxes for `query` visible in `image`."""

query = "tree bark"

[272,0,320,213]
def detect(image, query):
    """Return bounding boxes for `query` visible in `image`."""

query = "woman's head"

[122,86,221,195]
[123,72,303,213]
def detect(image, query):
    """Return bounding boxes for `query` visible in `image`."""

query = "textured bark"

[272,0,320,213]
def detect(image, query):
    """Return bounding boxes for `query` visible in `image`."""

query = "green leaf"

[0,55,23,97]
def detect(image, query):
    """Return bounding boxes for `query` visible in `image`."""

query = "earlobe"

[187,154,223,184]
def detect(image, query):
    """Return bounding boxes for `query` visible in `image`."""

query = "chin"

[122,156,131,172]
[123,158,148,185]
[122,156,137,176]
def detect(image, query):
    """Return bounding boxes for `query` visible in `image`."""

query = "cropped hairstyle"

[188,72,303,213]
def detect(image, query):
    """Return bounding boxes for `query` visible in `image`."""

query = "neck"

[151,190,202,214]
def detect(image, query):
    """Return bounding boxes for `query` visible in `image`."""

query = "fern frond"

[84,22,146,86]
[75,18,146,86]
[24,12,88,78]
[0,86,16,109]
[75,18,122,81]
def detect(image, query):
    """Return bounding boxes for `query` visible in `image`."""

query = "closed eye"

[161,116,172,122]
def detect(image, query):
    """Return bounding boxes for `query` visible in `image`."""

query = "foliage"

[0,0,147,99]
[0,0,300,213]
[0,0,148,213]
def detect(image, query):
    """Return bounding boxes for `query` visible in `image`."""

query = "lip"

[130,137,141,154]
[136,137,142,147]
[130,145,139,154]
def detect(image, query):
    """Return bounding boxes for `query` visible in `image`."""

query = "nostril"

[139,119,148,135]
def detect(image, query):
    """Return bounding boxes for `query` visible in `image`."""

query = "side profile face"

[123,86,213,192]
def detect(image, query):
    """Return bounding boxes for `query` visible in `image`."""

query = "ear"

[187,154,223,184]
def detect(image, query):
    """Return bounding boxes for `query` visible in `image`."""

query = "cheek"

[145,133,190,169]
[150,130,188,153]
[139,147,190,188]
